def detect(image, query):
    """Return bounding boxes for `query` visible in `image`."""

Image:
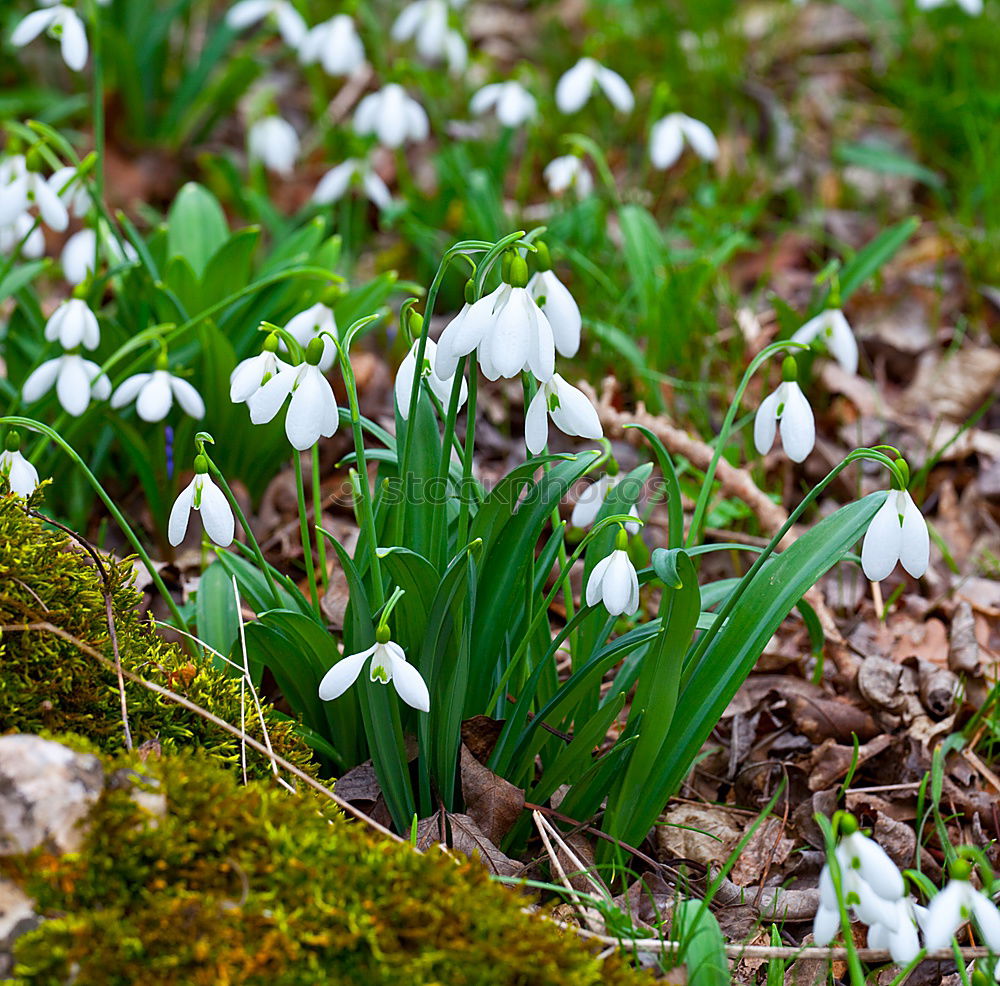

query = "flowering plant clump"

[1,0,987,974]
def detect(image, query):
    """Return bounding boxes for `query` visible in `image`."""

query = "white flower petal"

[650,116,684,170]
[753,389,780,456]
[249,365,296,424]
[678,115,719,161]
[22,357,61,404]
[56,356,91,416]
[388,653,431,712]
[861,494,903,582]
[136,371,173,422]
[555,59,594,114]
[167,478,196,546]
[971,891,1000,953]
[318,647,375,701]
[198,477,235,547]
[524,386,550,456]
[923,881,968,951]
[313,161,357,204]
[170,377,206,419]
[549,376,602,441]
[585,553,615,608]
[778,382,815,463]
[110,372,151,409]
[10,8,57,48]
[531,270,581,358]
[898,491,930,579]
[595,66,633,112]
[59,8,88,71]
[813,903,841,947]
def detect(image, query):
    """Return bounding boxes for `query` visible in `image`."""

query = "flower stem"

[456,367,478,552]
[686,340,807,548]
[294,452,321,616]
[312,443,328,594]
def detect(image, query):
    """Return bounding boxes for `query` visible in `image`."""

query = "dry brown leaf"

[654,805,742,869]
[459,744,525,845]
[729,817,795,888]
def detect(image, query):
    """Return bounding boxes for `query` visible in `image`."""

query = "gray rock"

[0,879,38,978]
[0,734,104,855]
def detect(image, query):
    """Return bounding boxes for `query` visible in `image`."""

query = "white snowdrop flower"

[867,897,926,965]
[247,116,300,177]
[0,213,44,259]
[0,155,68,232]
[0,433,39,498]
[570,472,640,534]
[585,528,640,617]
[48,165,90,218]
[11,4,88,71]
[544,156,594,198]
[392,0,465,69]
[22,352,110,416]
[470,82,537,128]
[526,242,581,358]
[924,861,1000,953]
[395,337,466,420]
[916,0,982,12]
[650,112,719,170]
[319,626,430,712]
[298,14,365,76]
[813,816,906,946]
[249,338,339,451]
[754,357,815,463]
[791,308,858,375]
[313,158,392,210]
[60,227,137,285]
[353,84,429,149]
[525,374,602,455]
[111,359,206,423]
[282,302,338,371]
[434,256,555,382]
[230,332,290,408]
[861,482,930,582]
[226,0,307,47]
[555,57,634,115]
[44,298,100,351]
[167,454,234,548]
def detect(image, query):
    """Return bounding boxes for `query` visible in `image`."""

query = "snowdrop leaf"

[167,182,229,278]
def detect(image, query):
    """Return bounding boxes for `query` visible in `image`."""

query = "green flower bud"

[305,337,326,366]
[5,431,21,453]
[194,454,209,475]
[463,278,476,305]
[262,332,280,353]
[534,240,552,271]
[781,356,798,382]
[155,350,169,371]
[614,527,630,551]
[508,255,529,289]
[375,624,391,645]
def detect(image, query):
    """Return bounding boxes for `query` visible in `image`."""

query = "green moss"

[0,493,314,780]
[4,749,651,986]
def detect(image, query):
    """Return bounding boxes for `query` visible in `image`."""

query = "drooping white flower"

[0,213,44,259]
[47,165,90,218]
[167,455,235,547]
[0,155,68,232]
[861,487,930,582]
[353,84,429,149]
[0,433,39,497]
[282,302,338,371]
[544,156,594,198]
[585,529,640,617]
[555,57,634,115]
[470,82,537,128]
[249,339,339,450]
[298,14,365,76]
[59,227,138,286]
[924,862,1000,953]
[44,298,100,351]
[791,308,858,375]
[395,337,467,420]
[916,0,982,13]
[754,358,815,463]
[11,4,89,71]
[226,0,307,47]
[571,473,640,534]
[247,116,300,177]
[312,158,392,210]
[111,362,206,423]
[525,374,602,455]
[813,819,906,946]
[434,256,555,382]
[318,629,430,712]
[392,0,466,71]
[230,333,290,409]
[526,243,581,358]
[867,897,926,965]
[649,113,719,170]
[22,353,111,416]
